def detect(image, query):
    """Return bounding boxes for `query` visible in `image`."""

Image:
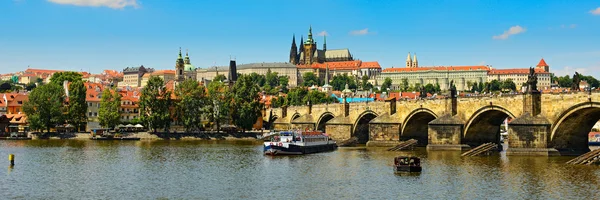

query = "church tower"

[302,26,317,65]
[406,52,412,68]
[176,47,185,82]
[289,35,298,64]
[412,53,418,68]
[536,58,549,72]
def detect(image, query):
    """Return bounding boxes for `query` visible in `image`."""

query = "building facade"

[379,66,490,91]
[487,59,552,91]
[196,62,299,87]
[120,65,154,88]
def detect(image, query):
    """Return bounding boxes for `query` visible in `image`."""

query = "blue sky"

[1,0,599,77]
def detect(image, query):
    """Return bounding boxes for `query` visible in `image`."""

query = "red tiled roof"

[537,58,548,67]
[297,60,381,70]
[7,94,28,107]
[383,66,490,73]
[488,68,550,75]
[360,61,381,69]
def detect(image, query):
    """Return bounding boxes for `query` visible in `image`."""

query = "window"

[89,112,92,116]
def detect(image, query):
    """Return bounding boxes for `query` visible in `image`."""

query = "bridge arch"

[316,112,335,132]
[401,108,438,145]
[464,105,516,147]
[550,102,600,153]
[352,110,379,144]
[290,113,301,123]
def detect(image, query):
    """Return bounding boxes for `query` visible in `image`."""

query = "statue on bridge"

[571,72,581,91]
[449,80,457,98]
[526,67,538,92]
[419,86,427,99]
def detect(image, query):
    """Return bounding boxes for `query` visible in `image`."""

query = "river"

[1,140,599,199]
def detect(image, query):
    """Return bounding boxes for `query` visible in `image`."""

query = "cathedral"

[289,26,354,65]
[175,48,197,82]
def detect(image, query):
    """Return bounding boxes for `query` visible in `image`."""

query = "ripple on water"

[1,140,600,199]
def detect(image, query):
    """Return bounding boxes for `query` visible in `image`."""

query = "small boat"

[263,130,337,155]
[394,156,422,173]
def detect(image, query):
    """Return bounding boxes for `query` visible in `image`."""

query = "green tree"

[581,75,600,89]
[434,83,441,93]
[279,76,290,93]
[303,90,336,105]
[557,75,572,88]
[489,80,501,92]
[501,79,517,92]
[330,74,358,91]
[139,76,172,133]
[98,88,121,129]
[401,78,409,92]
[424,83,435,94]
[49,72,83,85]
[68,81,88,131]
[23,84,65,132]
[175,79,208,133]
[248,72,266,87]
[302,72,320,87]
[361,75,373,91]
[381,77,393,91]
[25,83,37,91]
[479,82,485,93]
[286,87,309,106]
[207,79,231,133]
[231,74,263,132]
[471,82,479,93]
[214,74,227,82]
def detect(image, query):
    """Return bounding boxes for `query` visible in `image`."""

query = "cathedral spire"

[406,52,412,68]
[323,35,327,51]
[289,34,298,64]
[178,47,182,59]
[413,53,418,68]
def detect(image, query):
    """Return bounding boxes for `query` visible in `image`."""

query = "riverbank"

[30,132,261,141]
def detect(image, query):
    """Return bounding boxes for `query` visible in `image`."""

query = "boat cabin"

[394,156,421,166]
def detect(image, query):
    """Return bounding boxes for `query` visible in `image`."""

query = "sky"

[1,0,599,77]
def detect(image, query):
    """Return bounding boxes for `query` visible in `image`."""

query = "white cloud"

[47,0,139,9]
[590,7,600,15]
[317,31,328,36]
[478,61,486,65]
[492,25,526,40]
[349,28,370,36]
[552,66,589,77]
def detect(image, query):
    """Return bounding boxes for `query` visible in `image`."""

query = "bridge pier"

[291,114,315,130]
[506,113,558,156]
[366,113,402,147]
[427,114,470,150]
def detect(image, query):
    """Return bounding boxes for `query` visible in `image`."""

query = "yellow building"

[379,65,490,91]
[487,59,552,91]
[120,65,154,88]
[140,70,176,88]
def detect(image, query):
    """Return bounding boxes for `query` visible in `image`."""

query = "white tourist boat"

[263,130,337,155]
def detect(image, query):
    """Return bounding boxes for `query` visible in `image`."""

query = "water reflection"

[1,140,600,199]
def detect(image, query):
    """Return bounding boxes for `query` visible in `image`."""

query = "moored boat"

[394,156,422,173]
[263,130,337,155]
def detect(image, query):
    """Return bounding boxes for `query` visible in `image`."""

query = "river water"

[1,140,599,199]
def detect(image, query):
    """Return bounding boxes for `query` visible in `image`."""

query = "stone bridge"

[264,92,600,156]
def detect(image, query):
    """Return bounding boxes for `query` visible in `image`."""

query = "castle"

[289,26,354,65]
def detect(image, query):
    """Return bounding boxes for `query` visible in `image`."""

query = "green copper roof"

[184,64,195,71]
